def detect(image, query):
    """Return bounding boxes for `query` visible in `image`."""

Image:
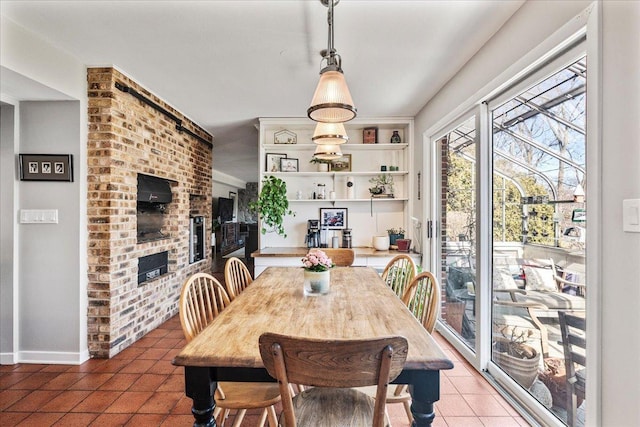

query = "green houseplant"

[249,176,295,237]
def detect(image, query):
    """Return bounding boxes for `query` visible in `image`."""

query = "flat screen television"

[216,197,234,223]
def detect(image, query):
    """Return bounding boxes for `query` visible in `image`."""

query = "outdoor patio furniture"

[558,312,586,427]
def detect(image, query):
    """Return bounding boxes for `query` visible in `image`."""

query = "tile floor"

[0,314,530,426]
[0,254,531,426]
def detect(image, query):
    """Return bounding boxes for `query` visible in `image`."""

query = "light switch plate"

[623,199,640,232]
[19,209,58,224]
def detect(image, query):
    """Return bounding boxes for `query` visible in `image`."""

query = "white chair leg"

[231,409,247,427]
[384,406,392,427]
[267,405,279,427]
[256,408,268,427]
[402,400,414,423]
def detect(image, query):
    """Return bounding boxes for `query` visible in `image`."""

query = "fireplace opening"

[138,251,168,285]
[137,174,172,243]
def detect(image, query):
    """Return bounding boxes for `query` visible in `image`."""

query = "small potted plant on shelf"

[387,227,405,246]
[369,174,395,197]
[309,157,332,172]
[249,176,295,238]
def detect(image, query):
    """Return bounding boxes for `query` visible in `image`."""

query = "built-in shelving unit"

[258,117,414,249]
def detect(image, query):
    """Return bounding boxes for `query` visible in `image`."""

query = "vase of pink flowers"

[301,249,334,296]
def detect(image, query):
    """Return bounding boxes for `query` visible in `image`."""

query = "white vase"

[372,235,390,251]
[304,270,330,296]
[317,163,329,172]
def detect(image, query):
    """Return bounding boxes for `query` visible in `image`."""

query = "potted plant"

[493,326,541,389]
[301,249,335,295]
[249,176,295,238]
[368,174,395,196]
[387,227,405,245]
[309,157,332,172]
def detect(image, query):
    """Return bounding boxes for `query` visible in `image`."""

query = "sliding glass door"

[432,49,587,426]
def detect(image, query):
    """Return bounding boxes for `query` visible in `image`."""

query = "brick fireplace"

[87,67,213,358]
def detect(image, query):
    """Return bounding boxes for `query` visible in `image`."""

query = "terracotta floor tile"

[161,350,181,362]
[6,390,62,412]
[440,375,459,394]
[148,360,180,375]
[170,395,193,415]
[98,373,141,391]
[88,413,133,426]
[137,391,182,414]
[1,411,30,426]
[0,373,35,390]
[39,365,75,374]
[12,373,59,390]
[479,416,524,426]
[155,337,183,349]
[443,361,474,377]
[89,358,130,374]
[39,390,91,412]
[67,373,114,390]
[137,347,170,360]
[128,374,168,391]
[105,391,153,413]
[8,365,47,373]
[118,359,155,375]
[495,394,523,417]
[164,330,187,340]
[463,394,511,417]
[134,336,161,348]
[144,328,170,339]
[64,359,106,373]
[436,394,476,417]
[41,372,87,390]
[449,376,497,395]
[0,389,31,411]
[115,346,146,360]
[157,374,184,392]
[124,413,167,425]
[160,414,195,426]
[15,412,64,426]
[51,412,98,426]
[444,416,484,426]
[70,390,122,413]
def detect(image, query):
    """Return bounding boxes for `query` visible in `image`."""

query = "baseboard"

[17,349,90,365]
[1,352,17,365]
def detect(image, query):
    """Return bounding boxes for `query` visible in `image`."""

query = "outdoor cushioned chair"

[559,312,586,427]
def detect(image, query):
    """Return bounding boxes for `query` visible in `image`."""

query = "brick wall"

[87,67,213,358]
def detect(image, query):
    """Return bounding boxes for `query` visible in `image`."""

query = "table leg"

[184,366,217,427]
[409,370,440,426]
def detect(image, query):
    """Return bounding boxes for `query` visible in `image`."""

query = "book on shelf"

[371,194,395,199]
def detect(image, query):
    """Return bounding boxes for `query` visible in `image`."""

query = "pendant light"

[313,144,343,160]
[312,122,349,145]
[307,0,356,123]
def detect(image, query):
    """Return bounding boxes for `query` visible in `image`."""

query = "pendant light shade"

[313,143,343,160]
[312,122,349,145]
[307,0,356,123]
[308,70,356,123]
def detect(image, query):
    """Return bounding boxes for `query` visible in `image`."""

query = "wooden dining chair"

[259,333,408,427]
[179,273,280,427]
[381,254,417,298]
[224,257,253,301]
[322,248,355,266]
[363,271,440,424]
[558,311,586,427]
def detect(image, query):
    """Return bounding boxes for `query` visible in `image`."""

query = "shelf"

[264,171,408,178]
[263,143,408,151]
[288,198,408,203]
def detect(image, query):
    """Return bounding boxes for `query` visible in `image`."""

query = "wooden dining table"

[173,266,454,426]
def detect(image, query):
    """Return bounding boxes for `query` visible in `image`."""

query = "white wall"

[598,2,640,426]
[0,103,17,363]
[414,1,639,425]
[1,15,88,364]
[18,101,83,359]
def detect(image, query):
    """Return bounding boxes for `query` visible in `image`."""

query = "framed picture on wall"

[320,207,348,230]
[330,154,351,172]
[280,157,299,172]
[19,154,74,182]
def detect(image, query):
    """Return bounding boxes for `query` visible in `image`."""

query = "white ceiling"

[1,0,524,183]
